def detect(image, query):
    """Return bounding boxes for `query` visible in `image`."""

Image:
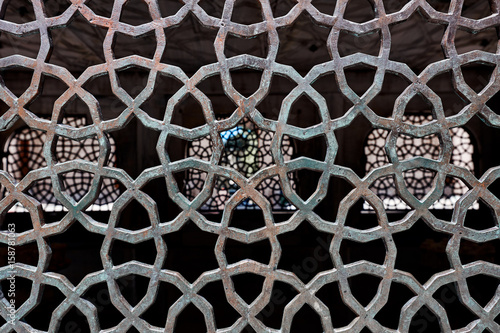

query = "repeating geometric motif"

[0,0,499,332]
[364,114,475,210]
[185,117,296,211]
[4,117,120,212]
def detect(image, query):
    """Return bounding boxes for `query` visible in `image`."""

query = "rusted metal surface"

[0,0,499,332]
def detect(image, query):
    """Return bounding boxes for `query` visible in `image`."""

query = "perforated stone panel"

[0,0,500,332]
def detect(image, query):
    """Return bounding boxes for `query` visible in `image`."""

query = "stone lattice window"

[365,114,476,210]
[3,117,120,212]
[184,118,296,211]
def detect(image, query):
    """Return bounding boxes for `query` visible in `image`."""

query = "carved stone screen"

[0,0,500,332]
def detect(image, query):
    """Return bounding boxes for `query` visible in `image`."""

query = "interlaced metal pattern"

[186,118,296,210]
[4,117,120,212]
[365,114,475,210]
[0,0,499,332]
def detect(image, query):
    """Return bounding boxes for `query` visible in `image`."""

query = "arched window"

[3,117,120,212]
[364,114,476,210]
[184,118,296,211]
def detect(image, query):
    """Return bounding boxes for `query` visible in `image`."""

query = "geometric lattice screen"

[185,117,296,211]
[364,114,476,210]
[4,117,120,212]
[0,0,499,332]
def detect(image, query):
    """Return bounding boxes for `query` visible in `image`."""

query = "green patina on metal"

[0,0,499,332]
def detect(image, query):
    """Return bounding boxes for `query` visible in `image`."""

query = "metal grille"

[185,118,296,211]
[364,114,475,210]
[0,0,499,332]
[4,117,120,212]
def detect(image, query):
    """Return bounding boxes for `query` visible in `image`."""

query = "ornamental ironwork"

[0,0,499,332]
[3,117,120,212]
[365,114,476,210]
[185,118,296,211]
